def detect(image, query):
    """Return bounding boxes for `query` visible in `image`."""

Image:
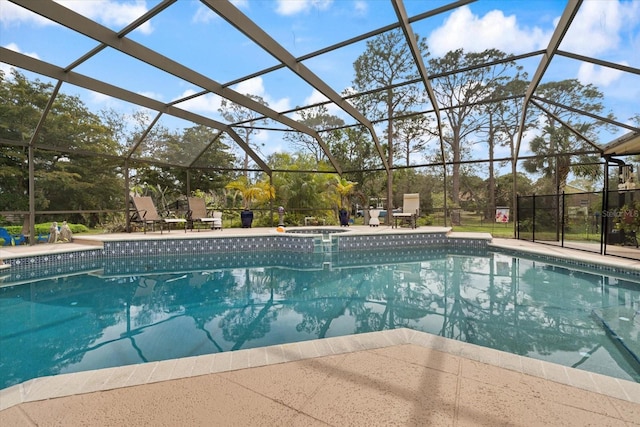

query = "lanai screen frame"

[1,0,639,243]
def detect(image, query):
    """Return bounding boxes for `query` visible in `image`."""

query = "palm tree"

[225,176,275,209]
[330,176,357,209]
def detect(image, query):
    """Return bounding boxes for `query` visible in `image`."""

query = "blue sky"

[1,0,639,165]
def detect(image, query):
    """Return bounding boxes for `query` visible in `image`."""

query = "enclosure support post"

[532,193,536,242]
[516,195,520,240]
[561,192,566,247]
[124,160,130,232]
[601,160,608,255]
[186,169,191,198]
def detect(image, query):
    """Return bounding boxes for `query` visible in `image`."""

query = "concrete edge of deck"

[2,328,638,412]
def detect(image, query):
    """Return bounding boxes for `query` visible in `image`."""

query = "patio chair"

[130,196,187,234]
[393,193,419,229]
[20,217,48,243]
[187,197,222,231]
[212,211,223,230]
[0,227,27,246]
[369,209,380,227]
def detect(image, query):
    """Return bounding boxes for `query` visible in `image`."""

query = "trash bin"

[339,208,349,226]
[241,209,253,228]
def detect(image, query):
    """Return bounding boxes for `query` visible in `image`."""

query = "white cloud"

[55,0,153,35]
[137,90,165,102]
[192,4,216,24]
[233,77,291,112]
[3,42,40,59]
[89,91,113,105]
[560,0,638,56]
[303,89,329,105]
[577,62,626,87]
[253,129,270,144]
[0,1,52,26]
[429,6,550,56]
[235,77,267,98]
[173,89,222,113]
[267,96,291,113]
[275,0,332,16]
[1,42,40,77]
[192,1,246,24]
[230,0,249,9]
[302,89,345,117]
[353,1,367,16]
[171,78,291,121]
[0,61,12,77]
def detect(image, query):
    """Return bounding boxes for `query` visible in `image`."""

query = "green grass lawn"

[428,211,515,238]
[435,210,602,241]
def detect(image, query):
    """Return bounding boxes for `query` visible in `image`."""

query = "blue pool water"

[1,247,639,389]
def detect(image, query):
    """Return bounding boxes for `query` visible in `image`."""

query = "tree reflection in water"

[1,248,639,389]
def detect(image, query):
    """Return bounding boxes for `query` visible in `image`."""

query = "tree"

[268,152,336,219]
[225,175,274,210]
[130,121,236,205]
[173,124,235,193]
[522,80,612,194]
[329,125,382,205]
[0,70,123,223]
[351,28,429,217]
[494,172,533,208]
[389,114,433,168]
[329,176,357,210]
[487,78,533,221]
[0,70,61,211]
[429,48,521,205]
[219,95,269,175]
[284,105,344,163]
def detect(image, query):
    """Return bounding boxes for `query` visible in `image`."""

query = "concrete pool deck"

[1,227,639,425]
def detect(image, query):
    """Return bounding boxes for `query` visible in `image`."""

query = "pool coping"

[2,328,639,412]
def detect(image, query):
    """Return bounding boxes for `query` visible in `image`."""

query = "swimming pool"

[1,246,639,389]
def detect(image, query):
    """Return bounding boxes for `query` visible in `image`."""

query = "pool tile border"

[2,231,491,273]
[2,328,638,411]
[489,243,640,277]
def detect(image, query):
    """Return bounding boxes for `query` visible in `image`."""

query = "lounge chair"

[0,227,27,246]
[392,193,419,229]
[130,196,187,234]
[187,197,222,231]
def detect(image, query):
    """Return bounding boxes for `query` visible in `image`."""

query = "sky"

[1,0,639,168]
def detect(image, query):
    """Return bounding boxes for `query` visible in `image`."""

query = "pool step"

[592,305,640,366]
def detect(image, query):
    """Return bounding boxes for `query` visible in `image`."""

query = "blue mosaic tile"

[10,233,631,283]
[493,247,640,279]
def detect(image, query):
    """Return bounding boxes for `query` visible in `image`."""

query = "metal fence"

[517,189,640,260]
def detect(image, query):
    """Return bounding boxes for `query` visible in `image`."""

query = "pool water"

[1,248,639,389]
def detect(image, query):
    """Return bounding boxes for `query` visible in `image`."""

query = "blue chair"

[0,227,27,246]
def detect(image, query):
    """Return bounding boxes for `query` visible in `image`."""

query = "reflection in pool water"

[1,247,639,389]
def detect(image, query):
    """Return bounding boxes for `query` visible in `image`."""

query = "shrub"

[4,223,89,236]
